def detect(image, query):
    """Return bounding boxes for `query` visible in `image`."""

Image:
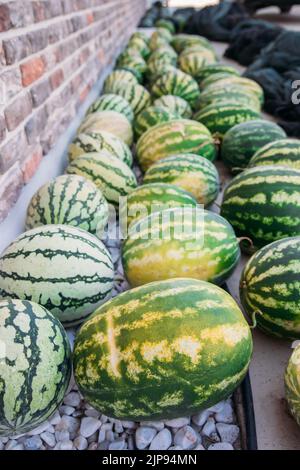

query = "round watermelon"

[0,299,71,436]
[26,175,109,237]
[151,69,200,109]
[240,237,300,339]
[122,208,240,287]
[0,225,114,326]
[285,344,300,427]
[153,95,192,119]
[134,106,179,140]
[248,138,300,170]
[73,278,252,420]
[86,94,134,123]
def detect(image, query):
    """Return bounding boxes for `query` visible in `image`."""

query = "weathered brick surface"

[0,0,146,222]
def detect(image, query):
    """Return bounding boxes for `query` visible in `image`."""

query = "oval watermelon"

[0,299,71,436]
[151,69,200,108]
[153,95,192,119]
[73,278,252,420]
[122,208,240,287]
[285,344,300,427]
[0,225,114,326]
[77,111,133,147]
[86,94,134,123]
[248,138,300,170]
[134,106,179,140]
[240,237,300,339]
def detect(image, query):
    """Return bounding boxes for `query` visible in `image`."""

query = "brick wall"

[0,0,146,222]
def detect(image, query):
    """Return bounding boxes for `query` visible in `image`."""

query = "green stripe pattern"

[195,103,261,138]
[197,86,262,112]
[136,119,217,172]
[171,34,215,53]
[151,69,200,108]
[66,152,137,206]
[249,139,300,170]
[26,175,109,236]
[120,182,198,229]
[86,94,134,123]
[103,70,138,92]
[68,130,133,167]
[285,344,300,426]
[0,225,114,326]
[203,76,264,104]
[153,95,192,118]
[104,82,151,116]
[240,237,300,339]
[143,153,220,205]
[178,48,216,78]
[134,106,179,140]
[74,278,252,420]
[221,166,300,253]
[197,64,240,85]
[221,120,287,172]
[122,208,240,287]
[0,299,71,436]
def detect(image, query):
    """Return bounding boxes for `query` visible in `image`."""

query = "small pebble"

[114,421,124,434]
[195,444,205,450]
[12,444,24,450]
[174,425,198,450]
[41,432,56,448]
[64,392,81,408]
[61,415,80,434]
[28,421,50,436]
[101,422,113,432]
[149,428,172,450]
[135,427,157,450]
[55,430,70,442]
[49,410,61,426]
[202,417,216,437]
[140,421,164,431]
[207,401,226,414]
[127,435,135,450]
[192,410,210,427]
[108,438,126,450]
[100,415,108,424]
[74,436,88,450]
[24,436,42,450]
[106,430,115,442]
[216,423,239,444]
[208,442,234,450]
[80,417,101,438]
[87,432,98,444]
[85,409,101,418]
[121,420,137,429]
[5,440,17,450]
[56,440,73,450]
[97,441,108,450]
[59,406,75,416]
[168,445,182,450]
[98,429,106,443]
[165,417,190,428]
[215,403,234,424]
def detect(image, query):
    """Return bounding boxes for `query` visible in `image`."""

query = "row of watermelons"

[0,21,299,437]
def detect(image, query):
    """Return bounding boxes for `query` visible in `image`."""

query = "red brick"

[0,4,11,32]
[20,56,45,86]
[79,84,90,103]
[31,78,51,107]
[21,145,43,183]
[86,12,94,24]
[4,92,32,131]
[50,68,64,90]
[0,163,24,223]
[3,35,32,65]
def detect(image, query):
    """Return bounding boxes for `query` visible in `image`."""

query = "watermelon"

[120,182,198,230]
[285,344,300,426]
[0,299,71,436]
[240,237,300,340]
[116,54,147,76]
[0,225,114,326]
[143,153,220,205]
[151,69,200,108]
[151,28,173,46]
[148,45,177,65]
[127,36,150,59]
[130,31,150,45]
[155,19,176,34]
[136,119,217,172]
[146,61,177,84]
[86,94,134,123]
[77,111,133,147]
[26,175,109,237]
[122,208,240,287]
[197,64,240,85]
[134,106,179,140]
[153,95,192,118]
[73,278,252,420]
[149,34,169,51]
[68,131,133,167]
[201,72,241,90]
[221,165,300,253]
[172,34,215,54]
[194,103,261,138]
[66,152,137,206]
[248,138,300,170]
[178,47,216,78]
[203,76,264,105]
[221,120,287,172]
[105,82,151,116]
[197,86,262,113]
[117,66,143,84]
[103,70,138,92]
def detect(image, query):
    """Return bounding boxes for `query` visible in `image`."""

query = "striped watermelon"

[285,344,300,426]
[155,19,176,34]
[203,76,264,105]
[120,182,198,229]
[136,119,217,172]
[221,166,300,253]
[194,103,261,138]
[150,29,173,46]
[116,53,147,76]
[240,237,300,339]
[117,66,143,84]
[248,139,300,170]
[143,153,219,205]
[26,175,109,237]
[103,70,138,92]
[77,111,133,147]
[146,61,177,84]
[68,131,133,167]
[86,94,134,123]
[130,31,150,45]
[197,86,262,112]
[105,82,151,116]
[0,299,71,436]
[201,72,241,89]
[0,225,114,326]
[197,64,240,85]
[178,48,216,78]
[153,95,192,118]
[151,69,200,108]
[73,278,252,420]
[66,152,137,206]
[149,34,169,51]
[122,208,240,287]
[172,34,215,54]
[127,37,150,59]
[134,106,179,140]
[221,120,287,172]
[148,45,177,65]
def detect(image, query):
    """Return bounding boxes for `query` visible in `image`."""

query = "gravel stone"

[61,415,80,434]
[41,432,56,448]
[121,420,137,429]
[49,410,61,426]
[140,420,164,431]
[169,445,183,450]
[174,425,198,450]
[55,440,73,450]
[28,421,50,435]
[164,417,190,428]
[12,444,24,450]
[85,409,101,418]
[215,403,234,424]
[5,440,17,450]
[64,392,81,407]
[97,441,108,450]
[80,417,101,438]
[55,430,70,442]
[74,436,88,450]
[149,428,172,450]
[108,439,126,450]
[216,423,240,444]
[135,427,157,450]
[59,406,75,416]
[208,442,234,450]
[192,410,210,427]
[24,436,42,450]
[106,430,115,442]
[202,417,216,437]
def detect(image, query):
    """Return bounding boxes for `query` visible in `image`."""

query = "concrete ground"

[213,5,300,450]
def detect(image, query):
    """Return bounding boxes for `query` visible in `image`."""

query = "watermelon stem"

[238,236,254,249]
[249,310,262,330]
